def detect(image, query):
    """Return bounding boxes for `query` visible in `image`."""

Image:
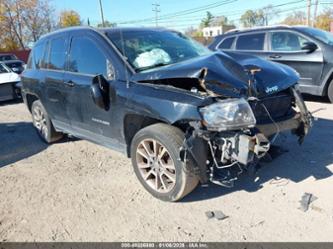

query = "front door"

[267,30,324,87]
[64,33,122,148]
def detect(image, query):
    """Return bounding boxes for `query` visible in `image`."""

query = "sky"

[53,0,330,31]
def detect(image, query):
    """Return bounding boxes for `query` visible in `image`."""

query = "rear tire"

[328,80,333,103]
[130,123,199,202]
[31,100,63,143]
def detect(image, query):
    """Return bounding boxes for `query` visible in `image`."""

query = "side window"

[48,37,67,70]
[31,41,46,69]
[271,32,309,52]
[218,37,235,49]
[236,33,265,51]
[69,37,108,77]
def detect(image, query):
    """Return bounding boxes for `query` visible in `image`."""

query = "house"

[202,24,236,38]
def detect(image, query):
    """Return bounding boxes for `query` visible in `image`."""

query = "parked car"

[0,62,21,101]
[0,53,26,74]
[209,25,333,103]
[21,27,313,201]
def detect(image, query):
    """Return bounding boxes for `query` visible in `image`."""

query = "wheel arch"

[25,93,39,113]
[322,69,333,96]
[123,114,193,157]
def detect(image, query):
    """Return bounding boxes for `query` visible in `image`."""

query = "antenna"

[152,3,161,27]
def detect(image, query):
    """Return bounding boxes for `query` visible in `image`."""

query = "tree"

[240,10,265,27]
[184,26,203,37]
[97,20,117,28]
[1,0,55,50]
[281,11,306,26]
[315,8,333,31]
[59,10,81,28]
[211,15,229,26]
[261,5,279,26]
[200,11,214,28]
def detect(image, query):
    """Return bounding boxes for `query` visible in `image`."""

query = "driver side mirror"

[301,42,318,53]
[91,75,110,110]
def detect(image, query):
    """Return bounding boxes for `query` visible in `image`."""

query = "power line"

[116,0,237,24]
[163,4,311,29]
[117,0,307,26]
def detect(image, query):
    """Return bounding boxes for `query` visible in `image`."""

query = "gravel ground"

[0,98,333,242]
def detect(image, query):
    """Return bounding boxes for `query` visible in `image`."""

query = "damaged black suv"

[21,27,313,201]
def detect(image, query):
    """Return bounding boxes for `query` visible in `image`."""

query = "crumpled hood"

[131,51,299,98]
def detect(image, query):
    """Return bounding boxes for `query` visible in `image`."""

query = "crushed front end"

[181,87,313,188]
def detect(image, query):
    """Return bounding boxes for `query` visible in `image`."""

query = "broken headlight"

[200,98,256,131]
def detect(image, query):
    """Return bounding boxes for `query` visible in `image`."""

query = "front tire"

[130,123,199,202]
[31,100,63,143]
[328,80,333,103]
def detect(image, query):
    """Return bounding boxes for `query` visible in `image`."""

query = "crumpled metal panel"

[131,51,300,98]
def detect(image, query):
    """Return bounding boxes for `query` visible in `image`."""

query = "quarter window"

[48,37,67,70]
[236,33,265,51]
[218,37,235,49]
[69,37,107,77]
[271,32,309,51]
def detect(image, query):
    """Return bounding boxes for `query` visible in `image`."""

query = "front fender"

[127,82,212,124]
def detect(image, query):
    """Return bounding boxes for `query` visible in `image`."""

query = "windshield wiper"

[136,62,172,72]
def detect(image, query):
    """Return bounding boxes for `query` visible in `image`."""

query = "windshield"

[0,54,17,61]
[297,27,333,45]
[0,63,10,73]
[107,30,210,72]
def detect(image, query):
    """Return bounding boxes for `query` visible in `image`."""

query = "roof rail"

[225,25,291,34]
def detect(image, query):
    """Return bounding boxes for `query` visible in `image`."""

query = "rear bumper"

[0,82,20,101]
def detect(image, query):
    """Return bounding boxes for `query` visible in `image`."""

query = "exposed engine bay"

[180,87,313,188]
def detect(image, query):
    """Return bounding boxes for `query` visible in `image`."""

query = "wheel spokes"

[136,139,176,193]
[162,170,176,183]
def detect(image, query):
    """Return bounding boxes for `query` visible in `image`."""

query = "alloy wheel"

[135,139,176,193]
[32,105,48,139]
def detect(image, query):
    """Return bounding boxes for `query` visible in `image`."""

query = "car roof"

[39,26,173,41]
[0,53,15,56]
[215,25,310,39]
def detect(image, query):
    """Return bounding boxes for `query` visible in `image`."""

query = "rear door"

[233,32,269,59]
[267,30,324,86]
[43,34,71,129]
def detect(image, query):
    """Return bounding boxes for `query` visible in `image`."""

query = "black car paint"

[21,27,308,179]
[208,26,333,97]
[132,52,299,99]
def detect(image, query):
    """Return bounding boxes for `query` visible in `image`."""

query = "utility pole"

[312,0,319,27]
[152,3,160,27]
[99,0,105,27]
[307,0,312,26]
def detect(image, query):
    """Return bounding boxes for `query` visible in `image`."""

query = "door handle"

[269,55,282,59]
[64,80,75,87]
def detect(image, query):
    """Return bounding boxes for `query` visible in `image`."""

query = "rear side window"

[236,33,265,51]
[218,37,235,49]
[69,37,107,77]
[31,41,46,69]
[48,37,67,70]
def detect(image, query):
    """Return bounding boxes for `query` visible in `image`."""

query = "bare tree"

[1,0,55,50]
